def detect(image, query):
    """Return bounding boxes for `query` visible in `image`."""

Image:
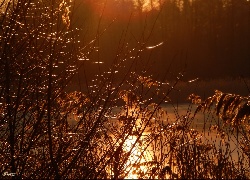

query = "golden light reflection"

[123,135,153,179]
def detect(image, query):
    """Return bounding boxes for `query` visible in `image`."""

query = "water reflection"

[67,103,247,178]
[108,103,245,179]
[123,135,152,179]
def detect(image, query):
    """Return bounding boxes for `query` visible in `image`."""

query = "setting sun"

[86,0,164,21]
[129,0,162,12]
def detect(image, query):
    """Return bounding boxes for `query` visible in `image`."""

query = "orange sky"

[85,0,164,22]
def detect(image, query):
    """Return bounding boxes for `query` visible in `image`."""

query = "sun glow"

[132,0,162,12]
[86,0,165,22]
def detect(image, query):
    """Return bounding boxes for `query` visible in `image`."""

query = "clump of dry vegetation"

[193,90,250,162]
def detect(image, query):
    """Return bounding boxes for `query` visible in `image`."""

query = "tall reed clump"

[187,91,250,179]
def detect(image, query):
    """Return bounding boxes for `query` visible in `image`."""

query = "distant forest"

[76,0,250,80]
